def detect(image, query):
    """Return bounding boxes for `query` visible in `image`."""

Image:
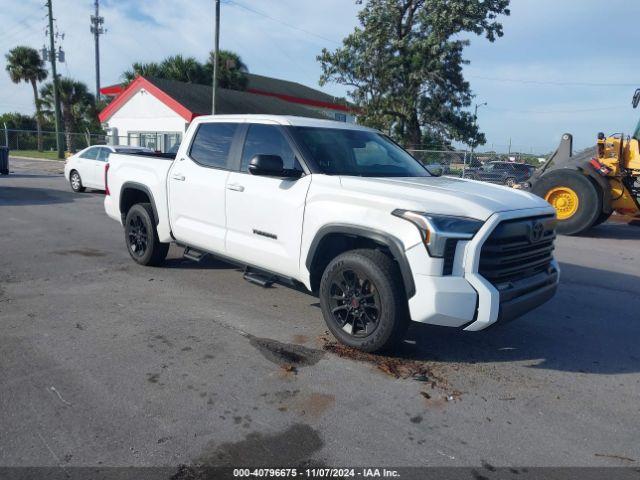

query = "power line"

[0,22,42,45]
[225,0,339,45]
[486,105,627,114]
[0,11,42,42]
[469,74,639,88]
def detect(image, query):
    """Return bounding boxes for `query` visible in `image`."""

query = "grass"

[9,150,64,160]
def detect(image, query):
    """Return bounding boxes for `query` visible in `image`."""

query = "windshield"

[291,127,429,177]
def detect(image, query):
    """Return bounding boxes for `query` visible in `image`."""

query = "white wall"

[103,88,188,146]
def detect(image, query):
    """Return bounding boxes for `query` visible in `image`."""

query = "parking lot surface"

[1,158,640,469]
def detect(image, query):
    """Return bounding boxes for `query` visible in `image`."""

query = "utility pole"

[46,0,64,159]
[211,0,220,114]
[466,101,487,175]
[90,0,105,103]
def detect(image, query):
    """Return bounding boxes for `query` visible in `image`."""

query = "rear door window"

[189,123,239,169]
[79,147,99,160]
[96,147,111,161]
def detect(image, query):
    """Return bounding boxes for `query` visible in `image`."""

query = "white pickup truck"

[104,115,559,352]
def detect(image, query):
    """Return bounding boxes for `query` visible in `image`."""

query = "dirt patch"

[196,423,323,467]
[320,336,461,400]
[249,336,324,372]
[292,334,309,344]
[53,248,106,257]
[295,393,335,419]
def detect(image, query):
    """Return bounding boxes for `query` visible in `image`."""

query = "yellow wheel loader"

[528,90,640,235]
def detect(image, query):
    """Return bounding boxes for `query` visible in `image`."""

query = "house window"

[127,131,182,152]
[334,113,347,122]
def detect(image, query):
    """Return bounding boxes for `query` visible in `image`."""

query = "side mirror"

[426,164,443,177]
[248,154,302,178]
[249,154,284,176]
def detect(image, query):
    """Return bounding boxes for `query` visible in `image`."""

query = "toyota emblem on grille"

[530,221,544,243]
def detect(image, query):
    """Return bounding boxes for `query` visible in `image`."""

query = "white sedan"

[64,145,153,193]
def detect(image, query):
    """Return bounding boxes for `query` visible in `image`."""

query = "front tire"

[70,171,85,192]
[124,203,169,266]
[319,249,409,353]
[505,177,517,187]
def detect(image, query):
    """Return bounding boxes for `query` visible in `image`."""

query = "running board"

[183,246,208,262]
[243,269,276,288]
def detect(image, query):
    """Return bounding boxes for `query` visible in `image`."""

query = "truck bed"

[104,152,176,242]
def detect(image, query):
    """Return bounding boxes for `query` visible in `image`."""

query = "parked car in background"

[463,161,535,187]
[64,145,154,192]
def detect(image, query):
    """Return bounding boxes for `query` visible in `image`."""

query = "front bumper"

[407,206,559,330]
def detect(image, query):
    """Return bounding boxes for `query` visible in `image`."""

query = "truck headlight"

[392,209,484,257]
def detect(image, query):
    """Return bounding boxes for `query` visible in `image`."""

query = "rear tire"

[319,249,409,353]
[531,170,600,235]
[124,203,169,266]
[70,170,85,192]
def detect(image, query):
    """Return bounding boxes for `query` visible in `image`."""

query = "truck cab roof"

[191,114,376,131]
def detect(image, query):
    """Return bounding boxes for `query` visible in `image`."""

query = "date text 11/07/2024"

[232,468,401,477]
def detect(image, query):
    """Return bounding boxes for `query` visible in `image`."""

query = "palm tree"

[122,55,207,85]
[206,50,249,90]
[40,78,95,152]
[122,61,164,85]
[121,50,249,90]
[5,46,48,151]
[159,55,208,84]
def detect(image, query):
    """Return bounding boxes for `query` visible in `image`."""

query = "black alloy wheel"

[123,203,169,266]
[328,268,381,337]
[319,249,408,352]
[127,213,148,258]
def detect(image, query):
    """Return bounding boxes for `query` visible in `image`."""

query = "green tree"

[5,46,48,151]
[122,55,208,85]
[318,0,510,149]
[121,61,164,84]
[40,78,97,152]
[205,50,249,90]
[121,51,249,90]
[0,112,37,131]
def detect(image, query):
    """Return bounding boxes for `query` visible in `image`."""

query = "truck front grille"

[442,239,458,276]
[479,215,556,285]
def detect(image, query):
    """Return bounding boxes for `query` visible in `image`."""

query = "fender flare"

[582,168,613,214]
[119,182,160,225]
[305,224,416,298]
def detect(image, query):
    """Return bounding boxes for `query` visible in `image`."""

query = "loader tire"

[593,210,612,226]
[532,170,600,235]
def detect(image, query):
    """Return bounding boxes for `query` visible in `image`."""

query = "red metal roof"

[98,76,196,123]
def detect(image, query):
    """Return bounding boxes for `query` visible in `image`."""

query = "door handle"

[172,173,186,181]
[227,184,245,192]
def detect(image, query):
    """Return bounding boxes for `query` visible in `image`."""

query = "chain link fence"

[407,149,543,179]
[2,129,181,156]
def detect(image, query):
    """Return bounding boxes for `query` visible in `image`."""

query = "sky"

[0,0,639,154]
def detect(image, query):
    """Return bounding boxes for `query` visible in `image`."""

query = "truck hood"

[339,175,551,220]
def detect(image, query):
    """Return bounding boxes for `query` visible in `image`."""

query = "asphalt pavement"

[1,157,640,470]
